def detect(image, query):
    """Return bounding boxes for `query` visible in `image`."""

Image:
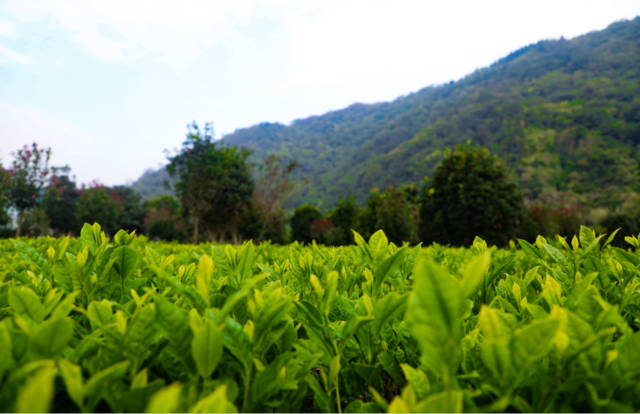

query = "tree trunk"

[192,215,199,244]
[15,209,24,238]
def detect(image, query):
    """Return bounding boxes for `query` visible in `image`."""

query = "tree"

[7,143,51,237]
[358,189,383,239]
[250,154,299,243]
[167,122,254,243]
[110,186,146,232]
[143,194,187,241]
[0,164,11,229]
[419,145,524,246]
[43,166,79,235]
[375,186,417,245]
[291,204,322,244]
[327,196,359,245]
[75,186,119,235]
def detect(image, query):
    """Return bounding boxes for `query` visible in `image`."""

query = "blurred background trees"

[419,145,524,246]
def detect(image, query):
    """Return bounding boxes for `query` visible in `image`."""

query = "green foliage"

[43,169,78,235]
[212,18,640,214]
[0,165,12,229]
[75,187,119,235]
[327,197,359,245]
[143,195,187,241]
[290,204,322,244]
[361,187,417,245]
[167,122,254,243]
[110,186,146,233]
[420,145,524,246]
[6,143,51,237]
[0,225,640,411]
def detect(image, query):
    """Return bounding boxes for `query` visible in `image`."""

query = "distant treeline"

[1,134,637,246]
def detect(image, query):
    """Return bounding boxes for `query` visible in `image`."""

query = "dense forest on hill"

[134,18,640,217]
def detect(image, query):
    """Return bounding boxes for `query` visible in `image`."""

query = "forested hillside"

[136,18,640,213]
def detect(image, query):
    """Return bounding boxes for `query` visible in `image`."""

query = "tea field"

[1,223,639,412]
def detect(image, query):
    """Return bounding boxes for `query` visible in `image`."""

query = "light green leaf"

[112,246,139,280]
[191,319,223,378]
[400,364,430,400]
[511,317,560,369]
[30,317,74,358]
[146,382,183,413]
[9,286,46,322]
[58,358,84,409]
[414,390,463,413]
[406,253,462,374]
[387,396,410,413]
[80,222,106,253]
[352,230,373,263]
[579,225,596,249]
[50,291,80,319]
[196,254,214,306]
[478,306,512,382]
[373,246,407,295]
[372,292,407,336]
[369,230,389,259]
[0,322,13,378]
[16,365,56,413]
[190,385,237,413]
[87,299,114,329]
[84,360,130,397]
[461,251,490,298]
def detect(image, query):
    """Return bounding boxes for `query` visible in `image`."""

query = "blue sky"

[1,0,639,186]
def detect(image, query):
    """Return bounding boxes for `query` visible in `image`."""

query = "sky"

[1,0,639,186]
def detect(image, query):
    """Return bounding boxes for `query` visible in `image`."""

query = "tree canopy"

[420,145,524,246]
[167,122,254,243]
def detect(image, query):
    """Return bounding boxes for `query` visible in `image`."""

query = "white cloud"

[0,43,30,64]
[0,19,16,37]
[4,0,258,65]
[0,101,134,186]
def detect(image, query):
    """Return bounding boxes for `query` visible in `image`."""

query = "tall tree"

[0,164,11,228]
[110,186,146,232]
[8,143,51,237]
[43,166,79,235]
[375,186,417,245]
[167,122,254,243]
[420,145,524,246]
[75,185,119,235]
[290,204,322,244]
[251,154,299,243]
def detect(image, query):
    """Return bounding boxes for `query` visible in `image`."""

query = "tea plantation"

[0,223,639,412]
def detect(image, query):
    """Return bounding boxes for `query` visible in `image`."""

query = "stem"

[241,364,252,412]
[335,380,342,414]
[193,215,199,244]
[16,209,24,237]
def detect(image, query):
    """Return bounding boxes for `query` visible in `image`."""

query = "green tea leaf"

[9,286,46,322]
[414,390,463,413]
[196,254,214,306]
[15,365,56,413]
[191,319,223,378]
[190,385,237,413]
[112,246,139,280]
[373,246,407,295]
[461,251,490,299]
[30,317,74,358]
[58,358,84,409]
[145,383,183,413]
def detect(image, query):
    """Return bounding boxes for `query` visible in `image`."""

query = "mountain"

[130,168,174,201]
[134,17,640,213]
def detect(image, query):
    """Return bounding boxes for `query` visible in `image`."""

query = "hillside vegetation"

[213,18,640,211]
